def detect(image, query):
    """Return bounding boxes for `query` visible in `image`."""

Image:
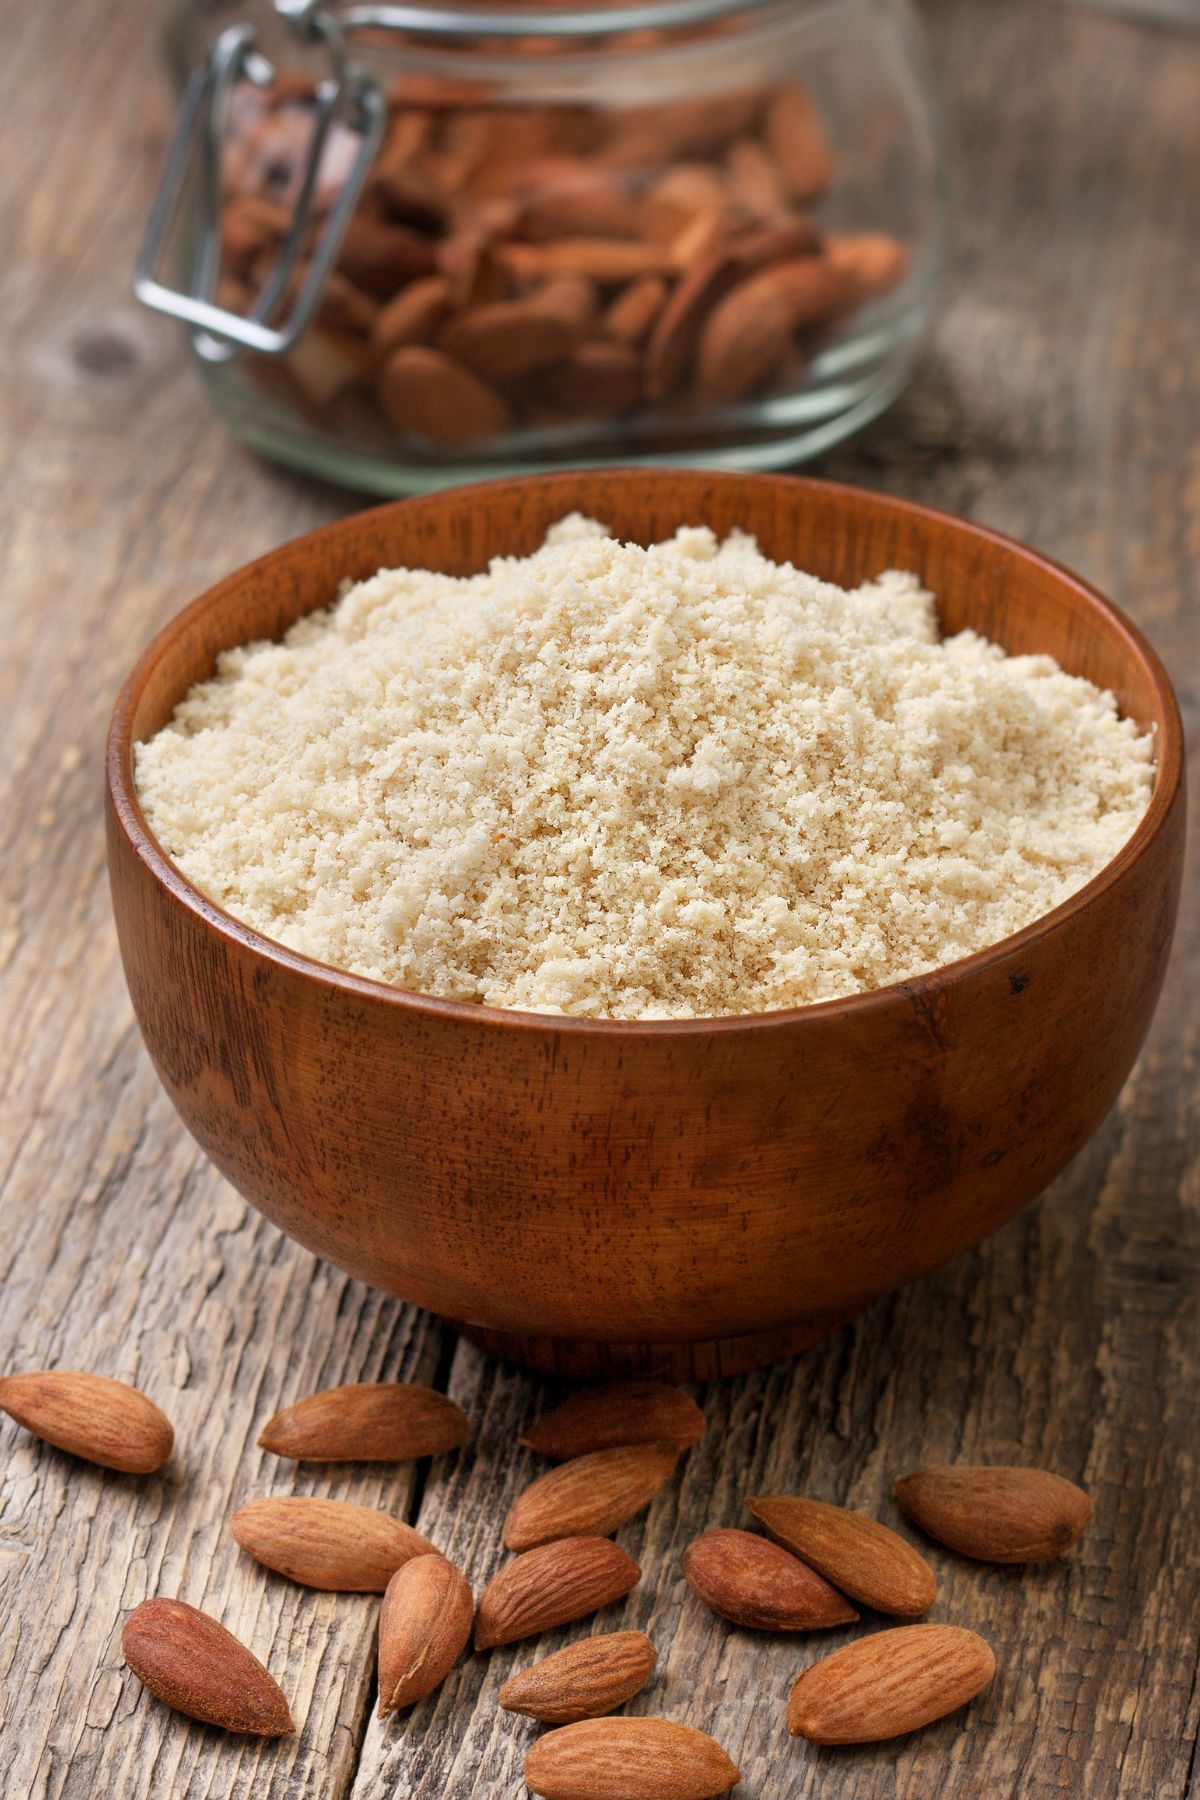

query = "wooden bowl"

[106,473,1186,1380]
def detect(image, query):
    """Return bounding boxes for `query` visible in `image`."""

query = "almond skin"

[505,1443,679,1551]
[122,1598,292,1736]
[787,1623,996,1744]
[499,1630,656,1723]
[377,1553,474,1716]
[683,1528,858,1631]
[230,1496,437,1592]
[0,1370,173,1474]
[377,345,514,445]
[258,1382,469,1463]
[893,1465,1093,1563]
[521,1382,706,1461]
[475,1537,640,1650]
[748,1495,936,1617]
[525,1717,740,1800]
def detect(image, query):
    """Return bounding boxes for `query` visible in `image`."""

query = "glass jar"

[144,0,945,493]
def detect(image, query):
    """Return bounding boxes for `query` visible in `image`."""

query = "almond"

[764,85,833,201]
[525,1717,740,1800]
[787,1624,996,1744]
[371,276,453,359]
[748,1495,936,1617]
[603,277,668,347]
[475,1536,640,1650]
[438,298,580,380]
[643,252,732,401]
[0,1369,173,1474]
[122,1597,292,1736]
[499,1630,656,1724]
[825,231,910,302]
[258,1381,469,1462]
[534,275,601,333]
[505,1443,679,1551]
[377,1553,474,1716]
[499,236,676,286]
[683,1528,858,1631]
[522,1382,706,1461]
[893,1465,1093,1563]
[725,138,790,218]
[517,165,642,243]
[335,216,437,293]
[376,345,514,445]
[694,273,794,405]
[230,1495,437,1592]
[529,340,643,421]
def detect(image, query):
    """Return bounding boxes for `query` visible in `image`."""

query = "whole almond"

[521,1382,706,1461]
[825,231,910,301]
[530,341,642,420]
[0,1370,173,1474]
[377,1553,474,1716]
[748,1495,936,1617]
[376,346,514,446]
[683,1528,858,1631]
[694,273,794,404]
[505,1443,679,1551]
[603,276,668,348]
[475,1537,640,1650]
[371,277,453,360]
[122,1597,292,1736]
[893,1465,1093,1563]
[764,85,833,201]
[525,1717,740,1800]
[499,1630,656,1724]
[644,252,733,401]
[258,1381,469,1462]
[500,237,676,286]
[335,216,436,293]
[230,1495,437,1591]
[438,299,579,380]
[787,1624,996,1744]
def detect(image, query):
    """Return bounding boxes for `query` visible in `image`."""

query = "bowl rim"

[106,470,1185,1037]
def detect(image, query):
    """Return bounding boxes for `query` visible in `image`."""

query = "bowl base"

[454,1309,858,1382]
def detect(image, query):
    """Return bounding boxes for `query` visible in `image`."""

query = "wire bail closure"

[134,2,385,361]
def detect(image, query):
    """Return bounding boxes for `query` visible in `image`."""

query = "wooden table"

[2,1,1197,1794]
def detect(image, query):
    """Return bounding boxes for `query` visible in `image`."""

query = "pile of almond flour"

[135,516,1154,1018]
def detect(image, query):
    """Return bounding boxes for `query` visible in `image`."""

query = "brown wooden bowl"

[106,472,1186,1380]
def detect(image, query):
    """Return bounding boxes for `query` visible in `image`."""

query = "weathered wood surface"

[1,1,1197,1798]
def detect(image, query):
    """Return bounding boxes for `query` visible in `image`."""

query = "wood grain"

[1,3,1198,1800]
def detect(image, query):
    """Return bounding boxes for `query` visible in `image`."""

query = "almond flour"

[135,517,1154,1019]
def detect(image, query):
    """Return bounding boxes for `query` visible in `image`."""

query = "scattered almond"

[748,1495,936,1617]
[377,1553,474,1716]
[525,1717,740,1800]
[474,1536,640,1650]
[505,1442,679,1551]
[787,1623,996,1744]
[893,1465,1093,1563]
[122,1597,293,1736]
[0,1369,173,1474]
[521,1381,706,1461]
[230,1495,437,1592]
[499,1629,656,1724]
[683,1527,858,1631]
[259,1381,469,1463]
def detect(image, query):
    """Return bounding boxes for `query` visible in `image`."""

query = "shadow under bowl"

[106,471,1186,1379]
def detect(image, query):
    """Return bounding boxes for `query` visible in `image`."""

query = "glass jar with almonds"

[143,0,945,491]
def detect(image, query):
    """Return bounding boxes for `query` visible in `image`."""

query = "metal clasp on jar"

[135,0,385,360]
